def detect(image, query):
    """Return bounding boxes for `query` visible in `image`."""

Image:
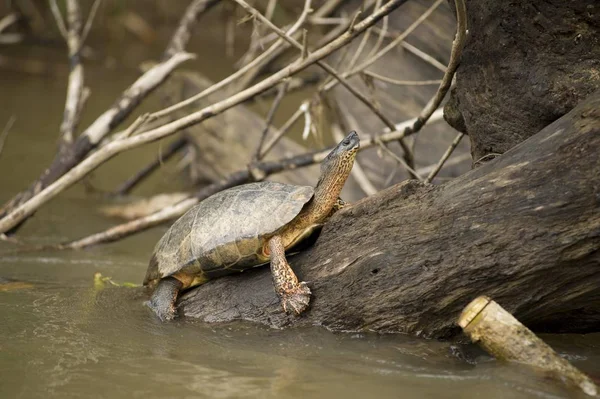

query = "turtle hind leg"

[268,235,311,315]
[146,277,183,321]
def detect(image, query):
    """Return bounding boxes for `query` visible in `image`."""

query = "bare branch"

[413,0,467,133]
[58,0,85,149]
[0,0,410,234]
[310,0,345,22]
[60,197,199,249]
[0,13,22,44]
[322,0,444,93]
[259,106,304,159]
[0,13,19,33]
[401,41,447,72]
[0,116,16,159]
[0,0,212,229]
[153,0,313,120]
[362,71,442,86]
[376,139,423,181]
[377,0,467,147]
[164,0,219,59]
[80,0,102,46]
[232,0,415,171]
[346,0,382,70]
[425,132,465,183]
[58,110,447,249]
[49,0,68,40]
[112,137,188,196]
[254,81,289,161]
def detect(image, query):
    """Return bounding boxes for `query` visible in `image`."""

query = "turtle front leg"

[328,197,346,217]
[267,235,311,315]
[146,277,183,321]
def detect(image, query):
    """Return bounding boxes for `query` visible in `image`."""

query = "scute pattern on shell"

[144,182,314,284]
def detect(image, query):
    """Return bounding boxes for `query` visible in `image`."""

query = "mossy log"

[179,92,600,339]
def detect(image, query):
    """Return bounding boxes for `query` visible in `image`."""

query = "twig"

[57,0,85,150]
[401,41,447,72]
[309,17,348,25]
[0,13,22,44]
[232,0,415,172]
[411,0,467,135]
[164,0,219,59]
[322,0,444,93]
[0,116,16,159]
[112,137,188,196]
[254,80,289,160]
[80,0,102,46]
[0,2,206,226]
[0,2,204,224]
[0,0,411,234]
[264,0,277,21]
[474,153,502,167]
[365,12,388,61]
[49,0,68,40]
[0,13,19,33]
[425,132,465,183]
[301,29,308,59]
[153,0,313,120]
[235,0,313,89]
[347,9,361,33]
[259,106,304,159]
[346,0,381,71]
[362,71,442,86]
[309,0,345,22]
[300,101,312,140]
[376,139,423,181]
[60,197,199,249]
[378,0,466,147]
[57,110,446,249]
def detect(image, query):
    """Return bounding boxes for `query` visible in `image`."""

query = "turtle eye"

[343,139,350,146]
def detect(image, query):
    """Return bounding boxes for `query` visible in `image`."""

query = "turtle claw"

[281,282,312,315]
[145,299,178,321]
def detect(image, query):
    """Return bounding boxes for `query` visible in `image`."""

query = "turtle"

[144,131,360,321]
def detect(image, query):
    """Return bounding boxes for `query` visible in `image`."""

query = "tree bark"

[179,91,600,339]
[445,0,600,163]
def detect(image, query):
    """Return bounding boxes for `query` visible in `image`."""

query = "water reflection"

[1,266,597,399]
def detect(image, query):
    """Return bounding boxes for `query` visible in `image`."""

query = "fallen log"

[179,91,600,339]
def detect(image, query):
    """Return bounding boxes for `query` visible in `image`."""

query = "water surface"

[0,27,598,399]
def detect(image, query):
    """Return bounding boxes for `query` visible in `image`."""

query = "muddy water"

[1,37,599,399]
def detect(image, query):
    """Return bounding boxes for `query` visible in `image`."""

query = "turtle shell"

[144,181,314,286]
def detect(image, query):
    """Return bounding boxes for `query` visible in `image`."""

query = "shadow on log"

[180,92,600,339]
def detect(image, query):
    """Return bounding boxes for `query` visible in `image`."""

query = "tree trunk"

[179,91,600,339]
[444,0,600,163]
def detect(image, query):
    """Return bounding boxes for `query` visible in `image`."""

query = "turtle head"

[321,131,360,177]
